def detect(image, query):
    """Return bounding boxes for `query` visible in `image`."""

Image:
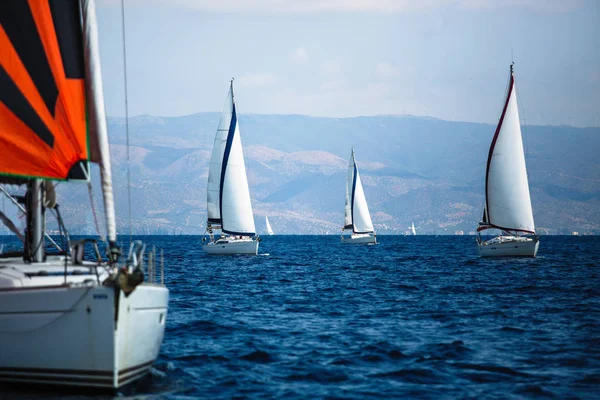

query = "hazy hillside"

[2,114,598,235]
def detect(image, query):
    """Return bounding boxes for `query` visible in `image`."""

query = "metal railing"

[127,241,164,285]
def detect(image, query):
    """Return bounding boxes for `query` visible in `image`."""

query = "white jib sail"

[206,85,234,224]
[486,78,535,233]
[266,216,274,235]
[352,167,374,233]
[220,112,256,235]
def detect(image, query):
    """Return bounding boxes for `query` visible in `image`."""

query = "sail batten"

[481,66,535,235]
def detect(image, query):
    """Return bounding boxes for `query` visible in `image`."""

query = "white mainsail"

[344,149,374,233]
[481,66,535,234]
[411,222,416,236]
[265,216,274,235]
[207,85,234,225]
[207,82,255,235]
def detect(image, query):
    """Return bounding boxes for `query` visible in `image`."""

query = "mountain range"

[2,113,598,235]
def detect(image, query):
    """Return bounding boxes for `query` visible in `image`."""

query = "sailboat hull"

[341,233,377,244]
[203,239,259,255]
[0,283,168,389]
[477,235,539,257]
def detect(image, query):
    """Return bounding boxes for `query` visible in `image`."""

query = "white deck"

[0,255,168,389]
[203,237,259,255]
[477,235,539,257]
[341,233,377,244]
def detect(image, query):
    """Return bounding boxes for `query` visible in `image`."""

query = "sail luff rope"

[121,0,133,243]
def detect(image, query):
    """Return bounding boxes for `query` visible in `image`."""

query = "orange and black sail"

[0,0,89,182]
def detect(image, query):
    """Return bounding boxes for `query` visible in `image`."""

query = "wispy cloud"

[320,59,342,75]
[237,73,277,88]
[266,80,398,117]
[320,79,347,91]
[290,48,309,64]
[375,62,401,79]
[459,0,582,12]
[139,0,582,13]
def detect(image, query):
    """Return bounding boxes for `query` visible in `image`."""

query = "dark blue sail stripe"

[219,101,237,232]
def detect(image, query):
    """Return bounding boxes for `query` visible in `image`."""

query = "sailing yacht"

[0,0,168,388]
[341,148,376,244]
[476,63,539,257]
[203,80,259,255]
[411,222,417,236]
[265,216,274,235]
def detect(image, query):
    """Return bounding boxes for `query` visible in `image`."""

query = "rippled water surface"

[2,235,600,399]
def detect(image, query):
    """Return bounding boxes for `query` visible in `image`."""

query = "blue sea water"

[2,235,600,399]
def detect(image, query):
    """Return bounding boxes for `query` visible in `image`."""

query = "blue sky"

[96,0,599,127]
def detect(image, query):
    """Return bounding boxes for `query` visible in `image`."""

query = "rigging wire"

[87,182,103,240]
[121,0,133,244]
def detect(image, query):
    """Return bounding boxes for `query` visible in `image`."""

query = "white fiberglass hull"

[477,235,539,257]
[203,238,259,255]
[0,283,168,389]
[341,233,377,244]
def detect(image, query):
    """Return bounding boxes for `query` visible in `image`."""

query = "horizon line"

[105,112,600,129]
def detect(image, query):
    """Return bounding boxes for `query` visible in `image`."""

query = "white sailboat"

[411,222,417,236]
[341,148,376,244]
[203,80,258,255]
[0,0,168,389]
[477,63,539,257]
[265,216,274,235]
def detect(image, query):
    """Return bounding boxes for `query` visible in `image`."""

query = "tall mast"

[24,179,45,262]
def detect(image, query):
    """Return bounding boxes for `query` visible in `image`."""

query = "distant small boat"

[341,148,376,244]
[411,222,417,236]
[265,216,274,235]
[203,80,258,255]
[476,63,539,257]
